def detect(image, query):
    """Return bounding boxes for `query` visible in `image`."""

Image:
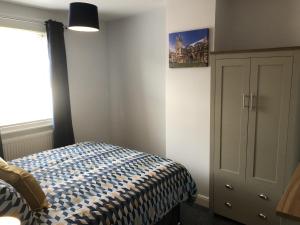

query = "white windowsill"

[0,119,53,139]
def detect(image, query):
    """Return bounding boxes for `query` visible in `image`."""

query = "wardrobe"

[210,47,300,225]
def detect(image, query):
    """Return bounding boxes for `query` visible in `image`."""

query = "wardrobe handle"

[250,93,256,111]
[258,193,269,200]
[242,94,249,109]
[258,213,267,220]
[225,184,233,190]
[224,202,232,208]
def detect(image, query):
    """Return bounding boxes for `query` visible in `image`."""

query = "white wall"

[65,24,110,143]
[0,2,111,143]
[166,0,216,200]
[107,9,166,156]
[215,0,300,51]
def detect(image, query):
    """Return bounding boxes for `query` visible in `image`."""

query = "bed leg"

[177,204,181,225]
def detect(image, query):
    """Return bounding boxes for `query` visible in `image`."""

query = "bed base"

[155,204,181,225]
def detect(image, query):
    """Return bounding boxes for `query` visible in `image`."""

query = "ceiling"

[2,0,165,20]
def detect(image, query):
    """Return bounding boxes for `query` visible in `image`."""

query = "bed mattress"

[4,142,197,225]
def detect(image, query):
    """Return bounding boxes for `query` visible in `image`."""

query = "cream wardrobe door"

[213,58,250,222]
[246,57,293,225]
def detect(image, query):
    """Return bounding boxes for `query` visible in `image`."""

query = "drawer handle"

[225,184,233,190]
[224,202,232,208]
[258,213,267,220]
[258,193,269,200]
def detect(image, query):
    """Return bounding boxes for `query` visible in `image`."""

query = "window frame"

[0,26,53,128]
[0,119,53,139]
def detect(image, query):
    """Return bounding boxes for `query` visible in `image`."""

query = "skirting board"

[195,194,209,208]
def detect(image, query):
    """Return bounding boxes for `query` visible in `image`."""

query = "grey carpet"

[181,202,243,225]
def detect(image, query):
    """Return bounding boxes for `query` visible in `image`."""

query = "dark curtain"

[45,20,75,148]
[0,133,4,159]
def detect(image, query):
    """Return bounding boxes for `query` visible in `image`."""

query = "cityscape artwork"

[169,28,209,68]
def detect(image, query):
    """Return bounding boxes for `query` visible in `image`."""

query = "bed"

[0,142,197,225]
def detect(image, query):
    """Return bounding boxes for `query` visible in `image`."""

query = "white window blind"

[0,26,53,126]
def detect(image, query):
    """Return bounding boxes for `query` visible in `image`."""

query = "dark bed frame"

[155,204,181,225]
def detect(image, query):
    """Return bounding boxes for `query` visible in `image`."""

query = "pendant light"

[68,2,100,32]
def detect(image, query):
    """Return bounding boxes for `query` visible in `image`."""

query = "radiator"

[3,130,53,161]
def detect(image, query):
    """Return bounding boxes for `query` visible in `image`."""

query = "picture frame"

[169,28,209,68]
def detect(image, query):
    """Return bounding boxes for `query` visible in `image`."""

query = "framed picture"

[169,28,209,68]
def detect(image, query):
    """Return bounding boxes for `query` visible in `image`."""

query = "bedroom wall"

[107,8,166,156]
[0,1,111,143]
[166,0,216,205]
[215,0,300,51]
[65,24,110,143]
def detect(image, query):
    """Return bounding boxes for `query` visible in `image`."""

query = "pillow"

[0,179,36,224]
[0,157,48,210]
[0,157,7,165]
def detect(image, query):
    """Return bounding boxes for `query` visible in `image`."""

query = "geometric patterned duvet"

[2,142,197,225]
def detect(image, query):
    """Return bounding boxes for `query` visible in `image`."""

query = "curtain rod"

[0,14,67,28]
[0,14,44,25]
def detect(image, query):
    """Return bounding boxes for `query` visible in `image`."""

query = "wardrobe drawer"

[245,191,281,225]
[214,185,248,224]
[247,206,280,225]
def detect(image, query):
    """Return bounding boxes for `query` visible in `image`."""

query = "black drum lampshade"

[68,2,100,32]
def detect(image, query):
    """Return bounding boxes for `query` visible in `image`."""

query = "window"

[0,27,53,126]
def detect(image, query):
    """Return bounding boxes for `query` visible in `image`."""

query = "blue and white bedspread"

[3,142,197,225]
